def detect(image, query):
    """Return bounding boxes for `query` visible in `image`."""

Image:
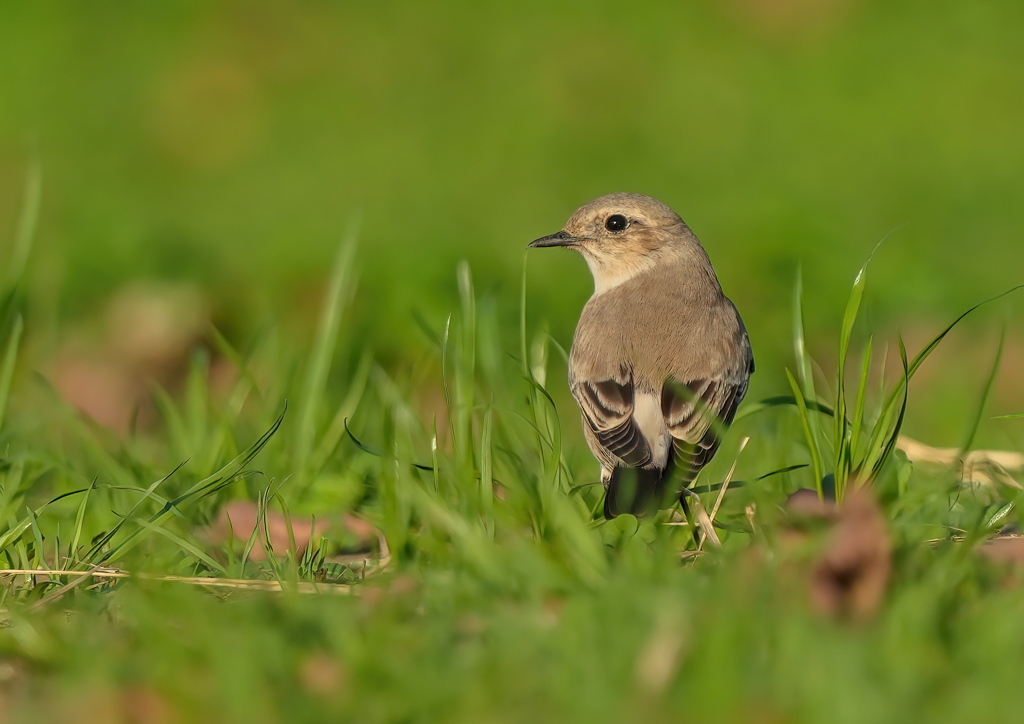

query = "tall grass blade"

[310,351,372,473]
[734,395,834,422]
[869,337,910,479]
[440,315,455,447]
[960,326,1005,454]
[343,419,433,471]
[786,369,823,496]
[430,417,441,493]
[848,336,873,466]
[455,262,477,478]
[834,248,875,491]
[792,268,815,398]
[8,160,41,287]
[519,253,530,378]
[67,478,97,568]
[791,269,827,487]
[0,315,23,433]
[883,284,1024,413]
[27,507,45,570]
[296,234,358,476]
[479,405,494,536]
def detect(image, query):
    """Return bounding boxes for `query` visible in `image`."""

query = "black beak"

[528,230,583,248]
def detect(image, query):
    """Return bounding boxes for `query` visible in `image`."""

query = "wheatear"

[529,193,754,518]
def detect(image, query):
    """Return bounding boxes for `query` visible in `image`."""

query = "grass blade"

[786,368,824,497]
[834,247,875,492]
[67,478,97,568]
[0,314,23,433]
[959,326,1005,454]
[480,404,494,536]
[309,351,372,474]
[883,284,1024,413]
[734,395,834,422]
[867,337,910,479]
[8,160,41,287]
[792,268,816,400]
[296,234,358,476]
[848,336,873,466]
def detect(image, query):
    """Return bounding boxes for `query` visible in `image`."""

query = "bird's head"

[529,193,696,293]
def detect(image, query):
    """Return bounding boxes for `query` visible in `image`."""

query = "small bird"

[529,193,753,518]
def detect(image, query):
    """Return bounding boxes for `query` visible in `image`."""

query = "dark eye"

[605,214,628,232]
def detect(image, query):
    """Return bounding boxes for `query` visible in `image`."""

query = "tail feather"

[604,466,672,519]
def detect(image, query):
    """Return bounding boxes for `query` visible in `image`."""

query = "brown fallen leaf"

[206,501,378,560]
[207,500,318,560]
[978,536,1024,565]
[808,488,891,621]
[977,536,1024,589]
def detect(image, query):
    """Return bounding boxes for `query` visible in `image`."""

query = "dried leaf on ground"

[978,536,1024,565]
[207,500,377,560]
[808,488,891,621]
[976,536,1024,589]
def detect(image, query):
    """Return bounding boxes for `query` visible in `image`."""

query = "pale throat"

[582,250,661,295]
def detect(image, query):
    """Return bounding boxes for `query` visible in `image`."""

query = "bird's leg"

[677,488,699,546]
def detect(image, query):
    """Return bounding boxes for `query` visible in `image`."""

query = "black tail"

[604,466,673,519]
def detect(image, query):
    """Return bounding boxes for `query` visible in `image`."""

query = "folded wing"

[661,366,750,488]
[570,373,653,468]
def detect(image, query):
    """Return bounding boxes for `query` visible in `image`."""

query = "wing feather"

[661,362,751,487]
[570,373,653,468]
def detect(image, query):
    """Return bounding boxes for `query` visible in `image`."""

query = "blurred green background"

[1,0,1022,443]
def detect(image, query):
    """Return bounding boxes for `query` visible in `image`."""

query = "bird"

[528,193,753,519]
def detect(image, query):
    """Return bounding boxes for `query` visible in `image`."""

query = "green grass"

[1,5,1023,719]
[1,193,1024,722]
